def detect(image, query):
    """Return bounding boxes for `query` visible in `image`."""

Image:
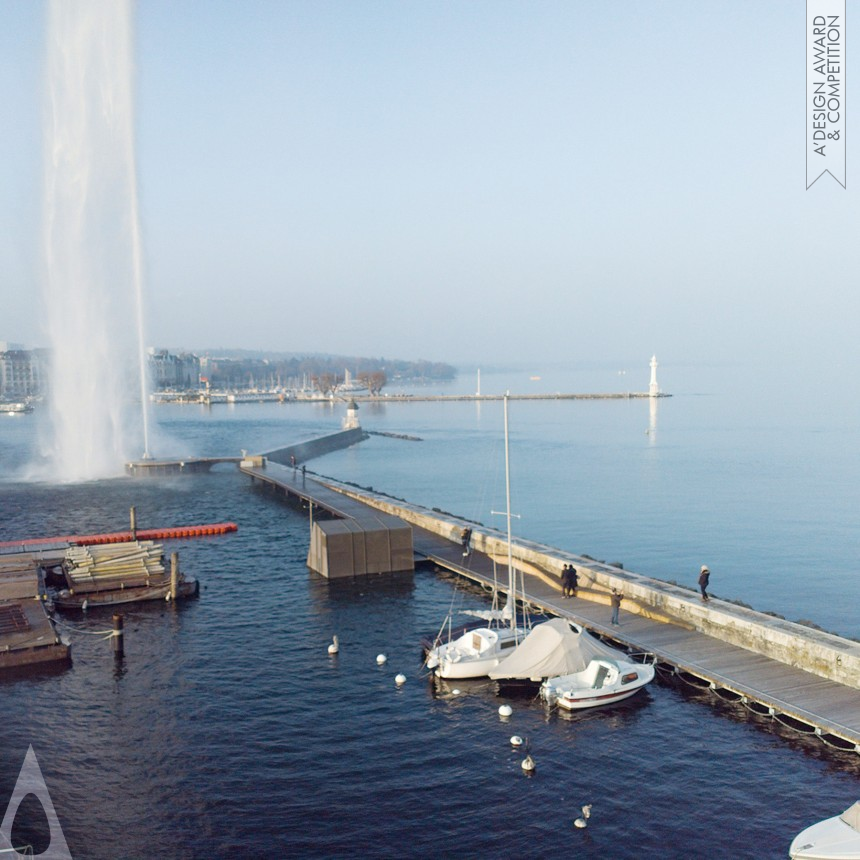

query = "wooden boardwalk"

[242,465,860,753]
[417,537,860,749]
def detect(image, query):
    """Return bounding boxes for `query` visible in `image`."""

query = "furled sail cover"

[489,618,623,680]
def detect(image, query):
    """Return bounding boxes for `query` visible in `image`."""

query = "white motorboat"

[790,801,860,859]
[541,649,655,711]
[424,395,528,679]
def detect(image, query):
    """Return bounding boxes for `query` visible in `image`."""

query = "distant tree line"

[196,353,455,391]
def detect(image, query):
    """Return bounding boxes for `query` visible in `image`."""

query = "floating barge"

[0,552,70,672]
[48,541,198,610]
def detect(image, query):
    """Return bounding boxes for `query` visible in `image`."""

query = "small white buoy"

[81,599,88,612]
[451,688,461,696]
[521,754,536,773]
[395,673,407,686]
[510,735,524,747]
[498,704,513,718]
[328,635,339,655]
[376,653,387,665]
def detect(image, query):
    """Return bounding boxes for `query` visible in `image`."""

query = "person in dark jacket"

[698,565,710,601]
[461,528,472,557]
[560,565,569,596]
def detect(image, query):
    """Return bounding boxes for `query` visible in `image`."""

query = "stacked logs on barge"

[47,541,198,610]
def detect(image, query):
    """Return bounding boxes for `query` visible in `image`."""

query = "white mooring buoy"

[328,635,339,655]
[510,735,524,747]
[395,673,407,686]
[498,704,513,718]
[521,754,536,773]
[376,653,387,665]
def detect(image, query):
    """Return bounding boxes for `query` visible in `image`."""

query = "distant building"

[148,349,201,390]
[0,349,43,399]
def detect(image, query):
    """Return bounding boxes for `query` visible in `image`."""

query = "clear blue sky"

[1,1,857,374]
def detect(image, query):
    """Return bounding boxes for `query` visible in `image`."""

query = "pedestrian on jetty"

[698,565,710,601]
[461,528,472,557]
[561,565,578,597]
[610,589,622,625]
[560,565,571,596]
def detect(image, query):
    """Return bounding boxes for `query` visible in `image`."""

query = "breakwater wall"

[263,428,367,467]
[321,478,860,690]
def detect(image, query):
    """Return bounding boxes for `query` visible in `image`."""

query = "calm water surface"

[0,362,857,858]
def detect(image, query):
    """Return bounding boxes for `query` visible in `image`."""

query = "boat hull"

[555,684,644,710]
[790,810,860,859]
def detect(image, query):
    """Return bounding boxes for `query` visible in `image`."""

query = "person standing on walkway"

[570,566,579,597]
[610,588,621,625]
[560,564,574,597]
[698,565,710,601]
[461,528,472,557]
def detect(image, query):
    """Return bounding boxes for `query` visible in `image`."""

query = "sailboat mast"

[504,394,516,632]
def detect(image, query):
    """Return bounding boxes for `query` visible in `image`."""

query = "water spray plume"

[41,0,152,481]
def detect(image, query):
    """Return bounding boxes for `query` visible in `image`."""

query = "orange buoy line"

[0,522,238,549]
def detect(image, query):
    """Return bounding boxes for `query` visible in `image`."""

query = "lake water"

[0,362,857,858]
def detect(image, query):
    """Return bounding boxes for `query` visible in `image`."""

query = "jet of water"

[41,0,151,482]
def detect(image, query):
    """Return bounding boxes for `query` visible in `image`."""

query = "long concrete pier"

[342,391,670,403]
[242,465,860,754]
[126,427,367,476]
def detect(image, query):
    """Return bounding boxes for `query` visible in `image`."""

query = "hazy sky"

[1,1,857,371]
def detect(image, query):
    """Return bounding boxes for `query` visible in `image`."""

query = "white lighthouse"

[343,398,360,430]
[649,355,660,397]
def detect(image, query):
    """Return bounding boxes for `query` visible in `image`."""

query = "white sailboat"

[424,395,528,679]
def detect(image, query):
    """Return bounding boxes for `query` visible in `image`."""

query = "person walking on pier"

[461,528,472,557]
[610,588,622,625]
[698,565,710,602]
[561,565,579,597]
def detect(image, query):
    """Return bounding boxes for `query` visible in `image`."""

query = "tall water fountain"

[41,0,151,482]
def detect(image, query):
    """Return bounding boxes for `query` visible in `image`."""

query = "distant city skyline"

[1,2,858,387]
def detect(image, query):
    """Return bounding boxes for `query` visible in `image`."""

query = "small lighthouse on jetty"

[343,399,361,430]
[649,355,660,397]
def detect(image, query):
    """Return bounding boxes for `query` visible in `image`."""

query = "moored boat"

[425,618,527,679]
[541,654,655,710]
[790,801,860,859]
[424,395,530,679]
